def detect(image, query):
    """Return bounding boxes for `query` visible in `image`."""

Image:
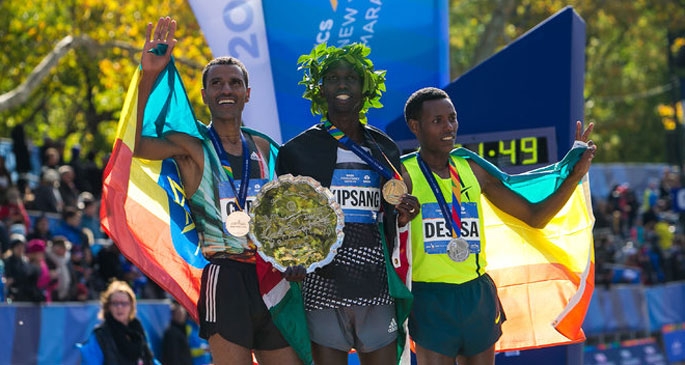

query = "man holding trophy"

[275,43,419,365]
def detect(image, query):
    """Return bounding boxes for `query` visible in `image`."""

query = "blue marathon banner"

[583,338,667,365]
[662,324,685,363]
[187,0,450,143]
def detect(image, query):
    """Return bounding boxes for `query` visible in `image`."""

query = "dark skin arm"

[283,265,306,282]
[396,165,421,226]
[472,121,596,228]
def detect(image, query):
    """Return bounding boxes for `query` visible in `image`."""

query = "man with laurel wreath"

[277,43,420,365]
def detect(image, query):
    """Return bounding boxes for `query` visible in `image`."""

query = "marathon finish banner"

[187,0,450,143]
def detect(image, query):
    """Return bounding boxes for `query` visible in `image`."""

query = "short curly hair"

[404,87,450,125]
[297,42,386,124]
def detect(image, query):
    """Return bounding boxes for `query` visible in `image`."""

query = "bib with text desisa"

[421,201,481,254]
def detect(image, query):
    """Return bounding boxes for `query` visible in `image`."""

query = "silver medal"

[447,237,470,262]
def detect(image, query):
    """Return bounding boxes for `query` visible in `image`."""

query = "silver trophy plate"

[249,174,345,273]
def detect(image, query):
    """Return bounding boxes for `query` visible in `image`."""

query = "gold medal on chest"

[382,179,408,205]
[225,211,251,237]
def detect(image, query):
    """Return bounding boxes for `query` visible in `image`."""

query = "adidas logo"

[250,151,261,161]
[387,318,398,333]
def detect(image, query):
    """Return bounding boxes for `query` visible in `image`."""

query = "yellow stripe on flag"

[485,178,594,351]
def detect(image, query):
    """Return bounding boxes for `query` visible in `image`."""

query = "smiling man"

[401,87,596,365]
[277,43,418,365]
[133,16,300,365]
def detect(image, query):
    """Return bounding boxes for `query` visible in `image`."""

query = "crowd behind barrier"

[3,282,685,364]
[582,282,685,337]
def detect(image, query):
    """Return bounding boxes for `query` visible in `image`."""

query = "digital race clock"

[455,127,557,174]
[398,126,558,174]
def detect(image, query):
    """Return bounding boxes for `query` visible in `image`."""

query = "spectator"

[4,234,44,302]
[641,178,661,214]
[28,168,63,213]
[25,238,54,302]
[594,230,617,288]
[58,165,81,209]
[0,186,31,235]
[71,244,95,300]
[592,197,613,230]
[42,146,62,172]
[608,183,639,238]
[45,236,78,301]
[639,210,666,285]
[78,280,159,365]
[26,214,53,242]
[658,168,681,211]
[119,258,148,298]
[162,301,194,365]
[79,192,104,240]
[52,206,89,250]
[93,241,125,293]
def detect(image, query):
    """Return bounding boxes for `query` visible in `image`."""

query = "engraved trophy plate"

[249,174,345,273]
[382,179,408,205]
[447,237,470,262]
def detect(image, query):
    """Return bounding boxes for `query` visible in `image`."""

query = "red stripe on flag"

[255,254,283,297]
[489,261,594,351]
[101,140,202,322]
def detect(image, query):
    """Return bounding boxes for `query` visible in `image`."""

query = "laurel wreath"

[297,42,386,124]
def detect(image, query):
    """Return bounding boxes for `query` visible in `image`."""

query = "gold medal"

[447,237,470,262]
[225,211,251,237]
[382,179,408,205]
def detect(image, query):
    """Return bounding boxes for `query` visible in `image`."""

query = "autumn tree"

[449,0,685,163]
[1,0,684,166]
[0,0,211,165]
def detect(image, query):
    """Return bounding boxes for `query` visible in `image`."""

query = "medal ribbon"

[208,126,251,210]
[416,153,462,238]
[324,120,402,181]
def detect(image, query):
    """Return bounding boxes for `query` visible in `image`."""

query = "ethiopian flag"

[455,147,595,351]
[100,61,312,364]
[100,61,205,320]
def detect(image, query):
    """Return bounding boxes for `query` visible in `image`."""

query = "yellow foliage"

[672,37,685,55]
[658,104,674,118]
[658,103,684,127]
